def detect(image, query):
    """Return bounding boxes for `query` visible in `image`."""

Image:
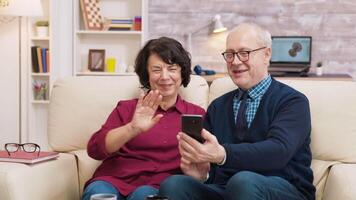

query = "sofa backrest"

[48,75,209,152]
[209,77,356,163]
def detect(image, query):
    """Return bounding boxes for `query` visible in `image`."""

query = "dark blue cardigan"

[204,78,315,200]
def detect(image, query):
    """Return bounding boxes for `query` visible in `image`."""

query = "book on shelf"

[110,19,133,24]
[31,46,50,73]
[31,46,39,73]
[0,150,59,164]
[36,47,43,73]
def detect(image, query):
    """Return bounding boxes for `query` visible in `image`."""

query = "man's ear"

[264,47,272,65]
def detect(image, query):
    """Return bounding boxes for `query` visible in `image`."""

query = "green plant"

[35,21,49,27]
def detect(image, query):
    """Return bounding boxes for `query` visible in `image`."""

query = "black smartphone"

[181,114,204,143]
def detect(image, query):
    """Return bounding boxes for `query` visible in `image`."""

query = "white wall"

[0,18,20,149]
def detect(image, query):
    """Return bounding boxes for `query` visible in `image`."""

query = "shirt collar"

[248,75,272,99]
[157,95,185,114]
[175,95,185,114]
[236,75,272,100]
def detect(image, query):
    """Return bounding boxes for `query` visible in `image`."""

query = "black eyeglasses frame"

[4,143,41,157]
[222,47,267,63]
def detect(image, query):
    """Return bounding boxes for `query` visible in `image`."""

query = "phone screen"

[181,114,204,143]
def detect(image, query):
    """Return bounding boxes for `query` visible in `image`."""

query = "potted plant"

[316,61,323,76]
[35,20,49,37]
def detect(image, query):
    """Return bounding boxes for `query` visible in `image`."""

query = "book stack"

[108,18,133,31]
[31,46,50,73]
[0,150,59,164]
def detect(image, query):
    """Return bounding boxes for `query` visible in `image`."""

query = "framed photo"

[88,49,105,71]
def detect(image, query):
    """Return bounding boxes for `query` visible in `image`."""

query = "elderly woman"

[82,37,205,200]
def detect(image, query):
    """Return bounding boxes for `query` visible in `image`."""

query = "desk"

[201,73,354,85]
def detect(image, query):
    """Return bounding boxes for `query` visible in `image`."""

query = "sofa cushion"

[323,163,356,200]
[48,75,209,152]
[281,80,356,162]
[311,159,339,200]
[209,76,236,104]
[0,153,79,200]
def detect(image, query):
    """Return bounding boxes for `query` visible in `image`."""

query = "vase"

[316,67,323,76]
[36,26,48,37]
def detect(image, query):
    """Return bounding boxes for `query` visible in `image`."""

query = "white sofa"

[0,75,356,200]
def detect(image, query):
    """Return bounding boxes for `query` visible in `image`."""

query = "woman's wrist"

[127,122,141,136]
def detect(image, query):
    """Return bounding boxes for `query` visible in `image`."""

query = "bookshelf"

[29,0,51,103]
[73,0,148,76]
[26,0,52,148]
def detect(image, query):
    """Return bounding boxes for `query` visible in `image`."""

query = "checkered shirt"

[233,75,272,127]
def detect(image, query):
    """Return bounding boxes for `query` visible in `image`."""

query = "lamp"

[0,0,43,143]
[185,14,227,54]
[0,0,42,16]
[0,0,9,8]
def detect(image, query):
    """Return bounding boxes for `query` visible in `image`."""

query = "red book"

[0,150,59,164]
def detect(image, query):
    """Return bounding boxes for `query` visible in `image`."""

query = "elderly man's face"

[225,28,271,90]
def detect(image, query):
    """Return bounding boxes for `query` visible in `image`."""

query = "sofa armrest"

[70,149,101,196]
[0,153,79,200]
[323,163,356,200]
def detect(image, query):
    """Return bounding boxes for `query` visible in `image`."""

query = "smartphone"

[181,114,204,143]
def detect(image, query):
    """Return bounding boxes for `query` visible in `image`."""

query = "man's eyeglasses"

[222,47,266,63]
[5,143,41,157]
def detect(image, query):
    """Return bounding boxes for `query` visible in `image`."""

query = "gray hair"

[230,23,272,48]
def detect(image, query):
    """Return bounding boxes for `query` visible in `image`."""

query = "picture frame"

[88,49,105,71]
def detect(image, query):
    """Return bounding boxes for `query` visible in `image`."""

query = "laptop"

[269,36,312,76]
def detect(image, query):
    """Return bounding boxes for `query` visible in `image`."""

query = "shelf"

[201,73,354,85]
[73,0,147,75]
[31,36,50,41]
[31,100,50,104]
[76,72,136,76]
[76,30,142,35]
[31,73,50,77]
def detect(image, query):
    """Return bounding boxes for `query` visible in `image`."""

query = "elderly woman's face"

[147,53,182,100]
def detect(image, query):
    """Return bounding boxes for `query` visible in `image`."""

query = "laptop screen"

[270,36,312,64]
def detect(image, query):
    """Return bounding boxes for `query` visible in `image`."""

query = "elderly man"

[159,23,315,200]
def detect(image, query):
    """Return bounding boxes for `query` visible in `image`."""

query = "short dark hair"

[134,37,191,89]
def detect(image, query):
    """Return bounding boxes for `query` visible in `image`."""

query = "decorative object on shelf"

[106,57,116,73]
[33,81,47,100]
[88,49,105,71]
[193,65,216,75]
[118,61,128,73]
[134,16,141,31]
[35,20,49,37]
[316,61,323,76]
[80,0,103,30]
[126,65,135,73]
[185,14,227,54]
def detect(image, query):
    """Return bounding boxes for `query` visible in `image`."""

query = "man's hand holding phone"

[178,127,226,165]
